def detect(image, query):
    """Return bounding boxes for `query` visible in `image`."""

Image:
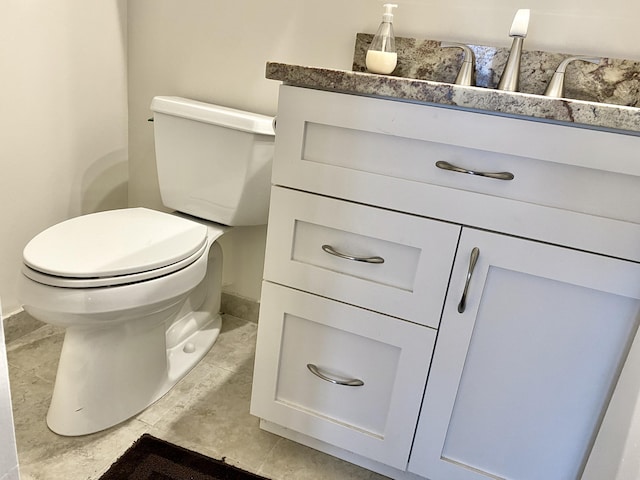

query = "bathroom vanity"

[250,63,640,480]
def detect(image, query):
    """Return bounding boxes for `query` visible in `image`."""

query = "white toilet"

[18,96,275,436]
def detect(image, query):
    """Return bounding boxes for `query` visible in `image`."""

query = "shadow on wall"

[78,148,129,215]
[115,0,127,58]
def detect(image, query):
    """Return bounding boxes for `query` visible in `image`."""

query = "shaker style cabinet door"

[409,228,640,480]
[251,282,437,470]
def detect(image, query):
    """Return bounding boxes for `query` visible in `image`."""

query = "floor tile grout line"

[255,436,286,478]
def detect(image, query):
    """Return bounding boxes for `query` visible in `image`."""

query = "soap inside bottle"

[366,4,398,75]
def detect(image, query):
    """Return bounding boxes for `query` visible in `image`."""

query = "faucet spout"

[497,36,524,91]
[497,9,530,92]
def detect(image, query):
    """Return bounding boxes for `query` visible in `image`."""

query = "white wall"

[128,0,639,302]
[0,1,129,316]
[0,2,634,311]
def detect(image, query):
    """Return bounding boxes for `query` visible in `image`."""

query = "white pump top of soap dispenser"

[382,3,398,22]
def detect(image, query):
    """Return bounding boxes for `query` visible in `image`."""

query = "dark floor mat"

[99,434,270,480]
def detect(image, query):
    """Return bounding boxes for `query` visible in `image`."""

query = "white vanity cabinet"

[251,85,640,480]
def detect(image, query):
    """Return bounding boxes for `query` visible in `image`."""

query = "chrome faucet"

[497,9,531,92]
[441,42,476,86]
[544,56,601,98]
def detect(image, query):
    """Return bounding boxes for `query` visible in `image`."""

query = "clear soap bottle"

[366,3,398,75]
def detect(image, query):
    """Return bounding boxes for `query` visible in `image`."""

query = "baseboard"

[2,309,45,345]
[221,292,260,323]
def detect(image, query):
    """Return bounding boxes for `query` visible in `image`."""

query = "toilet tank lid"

[150,96,275,136]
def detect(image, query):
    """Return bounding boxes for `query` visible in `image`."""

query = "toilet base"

[166,313,221,385]
[46,309,221,437]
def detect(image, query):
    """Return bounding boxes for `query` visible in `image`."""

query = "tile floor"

[5,311,388,480]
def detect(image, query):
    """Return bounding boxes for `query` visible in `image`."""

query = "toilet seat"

[22,208,208,288]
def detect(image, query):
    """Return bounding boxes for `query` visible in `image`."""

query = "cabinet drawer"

[250,282,436,469]
[273,85,640,225]
[263,186,460,328]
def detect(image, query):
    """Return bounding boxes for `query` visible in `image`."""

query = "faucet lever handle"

[544,56,602,98]
[440,42,476,86]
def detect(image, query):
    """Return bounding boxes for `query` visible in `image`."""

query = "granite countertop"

[266,35,640,135]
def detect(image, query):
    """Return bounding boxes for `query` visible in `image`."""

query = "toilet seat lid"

[23,208,208,279]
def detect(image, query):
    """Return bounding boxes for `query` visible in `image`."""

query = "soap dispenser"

[366,3,398,75]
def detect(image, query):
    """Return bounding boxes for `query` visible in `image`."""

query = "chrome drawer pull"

[436,160,515,181]
[307,364,364,387]
[321,244,385,264]
[458,247,480,313]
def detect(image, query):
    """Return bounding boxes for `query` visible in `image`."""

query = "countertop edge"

[266,62,640,136]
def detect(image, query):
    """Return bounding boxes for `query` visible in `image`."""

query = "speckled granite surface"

[353,34,640,107]
[266,34,640,135]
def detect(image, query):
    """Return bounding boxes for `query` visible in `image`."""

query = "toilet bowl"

[19,97,275,436]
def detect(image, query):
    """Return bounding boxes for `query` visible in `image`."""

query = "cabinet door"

[251,282,437,470]
[409,228,640,480]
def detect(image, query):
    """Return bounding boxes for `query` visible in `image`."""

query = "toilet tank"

[150,96,275,226]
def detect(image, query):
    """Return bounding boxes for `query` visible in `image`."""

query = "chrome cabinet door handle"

[321,244,385,264]
[436,160,515,181]
[458,247,480,313]
[307,364,364,387]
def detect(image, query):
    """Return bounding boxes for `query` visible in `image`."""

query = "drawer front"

[273,86,640,225]
[264,186,460,328]
[250,282,436,469]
